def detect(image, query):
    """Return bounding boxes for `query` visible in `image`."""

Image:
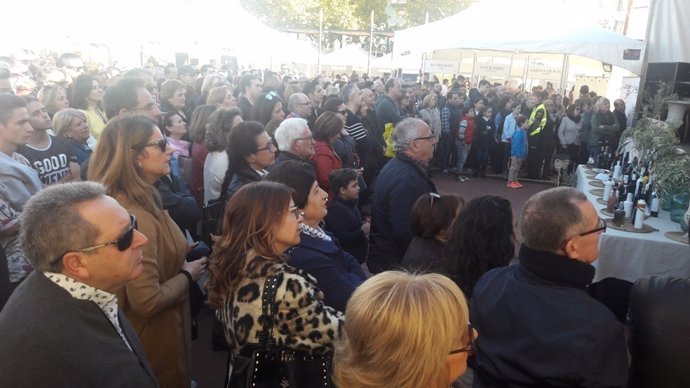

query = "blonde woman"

[206,86,236,109]
[197,74,228,106]
[52,109,92,164]
[37,85,69,118]
[88,115,206,388]
[334,271,476,388]
[418,93,442,139]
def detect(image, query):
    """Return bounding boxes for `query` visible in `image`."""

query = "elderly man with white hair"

[270,117,315,170]
[368,118,438,274]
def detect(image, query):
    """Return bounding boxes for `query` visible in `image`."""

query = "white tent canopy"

[394,0,645,74]
[2,0,317,67]
[321,45,370,68]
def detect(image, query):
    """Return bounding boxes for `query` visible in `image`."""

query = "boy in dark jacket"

[324,168,369,264]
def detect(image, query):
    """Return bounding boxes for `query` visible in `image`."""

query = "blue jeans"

[455,141,471,172]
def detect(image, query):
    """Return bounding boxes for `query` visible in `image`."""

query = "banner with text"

[425,60,460,74]
[527,64,562,80]
[476,63,510,78]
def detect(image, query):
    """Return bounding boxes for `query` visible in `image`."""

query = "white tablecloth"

[576,165,690,282]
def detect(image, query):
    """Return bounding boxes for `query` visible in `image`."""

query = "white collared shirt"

[44,272,132,351]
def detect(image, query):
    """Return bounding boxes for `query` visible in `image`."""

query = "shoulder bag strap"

[218,162,232,202]
[259,274,280,349]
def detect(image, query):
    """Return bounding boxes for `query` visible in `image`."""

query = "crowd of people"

[0,51,687,388]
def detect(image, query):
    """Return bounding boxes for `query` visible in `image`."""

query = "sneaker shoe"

[507,181,520,189]
[457,175,466,182]
[506,181,514,187]
[514,181,524,188]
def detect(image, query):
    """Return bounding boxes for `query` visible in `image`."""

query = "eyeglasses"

[414,135,435,142]
[293,135,314,143]
[449,323,475,355]
[256,138,275,152]
[429,192,441,206]
[578,217,607,237]
[134,137,167,152]
[134,102,160,112]
[336,109,348,115]
[264,91,280,101]
[51,215,138,264]
[288,206,304,219]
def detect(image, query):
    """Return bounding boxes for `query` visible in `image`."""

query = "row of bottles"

[603,151,660,229]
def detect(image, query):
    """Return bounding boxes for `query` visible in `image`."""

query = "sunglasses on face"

[134,137,167,153]
[264,91,280,101]
[51,215,138,264]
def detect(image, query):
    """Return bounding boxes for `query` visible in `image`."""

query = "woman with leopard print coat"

[206,181,344,378]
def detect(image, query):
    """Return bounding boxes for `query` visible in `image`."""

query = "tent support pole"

[318,9,323,74]
[367,10,374,76]
[508,54,514,86]
[471,52,477,86]
[523,55,530,91]
[560,53,569,95]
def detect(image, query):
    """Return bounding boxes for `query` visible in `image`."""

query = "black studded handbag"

[227,275,334,388]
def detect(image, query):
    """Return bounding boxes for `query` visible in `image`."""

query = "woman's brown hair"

[87,115,162,215]
[313,111,343,141]
[189,104,217,143]
[206,181,294,308]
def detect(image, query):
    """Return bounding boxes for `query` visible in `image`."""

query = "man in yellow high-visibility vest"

[525,91,548,179]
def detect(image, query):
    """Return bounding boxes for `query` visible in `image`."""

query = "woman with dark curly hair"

[443,195,515,298]
[202,108,243,203]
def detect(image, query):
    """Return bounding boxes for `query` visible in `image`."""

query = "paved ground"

[190,174,555,387]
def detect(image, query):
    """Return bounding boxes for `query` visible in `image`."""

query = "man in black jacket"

[470,187,628,387]
[0,182,159,387]
[368,118,437,274]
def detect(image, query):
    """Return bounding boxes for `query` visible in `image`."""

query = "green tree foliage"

[240,0,471,50]
[240,0,387,31]
[392,0,472,28]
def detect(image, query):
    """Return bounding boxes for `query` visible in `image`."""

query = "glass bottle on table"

[607,185,618,213]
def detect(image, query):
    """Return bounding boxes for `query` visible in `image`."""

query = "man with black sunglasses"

[470,187,628,387]
[0,182,158,387]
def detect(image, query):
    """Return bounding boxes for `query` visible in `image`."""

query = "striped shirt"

[344,110,368,141]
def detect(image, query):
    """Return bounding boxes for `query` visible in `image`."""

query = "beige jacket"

[115,196,191,388]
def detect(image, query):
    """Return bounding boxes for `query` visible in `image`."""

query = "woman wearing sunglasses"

[219,121,276,200]
[334,271,476,388]
[89,115,207,388]
[251,91,285,126]
[206,181,344,382]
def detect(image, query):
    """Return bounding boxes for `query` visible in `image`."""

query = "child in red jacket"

[455,107,475,182]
